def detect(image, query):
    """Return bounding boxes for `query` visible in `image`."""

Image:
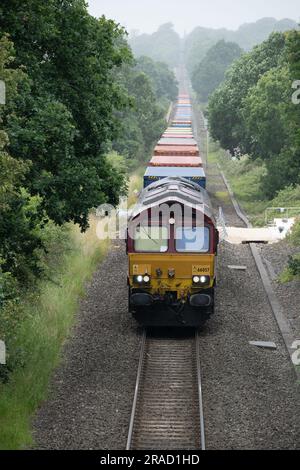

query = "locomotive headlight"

[133,275,151,285]
[193,275,210,285]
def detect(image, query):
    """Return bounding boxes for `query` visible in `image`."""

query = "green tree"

[0,35,42,283]
[208,30,300,197]
[135,56,178,102]
[208,32,286,152]
[192,40,243,102]
[113,66,166,167]
[0,1,132,230]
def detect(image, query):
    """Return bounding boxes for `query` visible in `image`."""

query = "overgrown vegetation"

[0,220,109,449]
[209,145,269,224]
[279,220,300,283]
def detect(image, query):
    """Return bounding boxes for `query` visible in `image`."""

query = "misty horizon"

[87,0,299,36]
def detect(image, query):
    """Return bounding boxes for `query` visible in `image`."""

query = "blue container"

[143,166,206,189]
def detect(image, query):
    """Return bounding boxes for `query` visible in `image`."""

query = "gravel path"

[200,161,300,449]
[33,242,141,450]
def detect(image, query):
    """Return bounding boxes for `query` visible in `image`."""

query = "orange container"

[154,145,199,156]
[149,155,202,167]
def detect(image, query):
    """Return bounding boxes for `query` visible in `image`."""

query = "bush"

[287,254,300,276]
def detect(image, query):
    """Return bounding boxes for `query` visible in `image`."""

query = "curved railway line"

[126,329,205,450]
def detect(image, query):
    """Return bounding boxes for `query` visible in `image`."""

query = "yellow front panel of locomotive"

[129,254,216,296]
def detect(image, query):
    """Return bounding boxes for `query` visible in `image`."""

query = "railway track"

[126,330,205,450]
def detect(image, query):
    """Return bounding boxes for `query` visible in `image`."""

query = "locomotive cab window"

[134,226,168,253]
[175,226,209,253]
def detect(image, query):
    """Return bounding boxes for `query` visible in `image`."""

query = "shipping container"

[162,134,195,139]
[171,125,192,129]
[149,155,202,167]
[158,138,197,146]
[165,128,193,133]
[154,145,199,156]
[171,123,192,126]
[143,166,206,189]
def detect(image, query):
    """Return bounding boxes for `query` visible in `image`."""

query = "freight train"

[127,92,219,327]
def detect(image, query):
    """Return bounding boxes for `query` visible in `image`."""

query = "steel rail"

[126,329,147,450]
[195,330,206,450]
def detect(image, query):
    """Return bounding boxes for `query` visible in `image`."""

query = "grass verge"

[208,143,269,225]
[0,217,109,450]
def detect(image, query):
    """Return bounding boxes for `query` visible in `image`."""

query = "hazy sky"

[87,0,299,35]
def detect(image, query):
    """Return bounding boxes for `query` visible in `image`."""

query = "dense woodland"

[0,0,177,379]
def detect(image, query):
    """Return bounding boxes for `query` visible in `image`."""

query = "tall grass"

[0,216,109,449]
[127,168,144,207]
[209,145,271,225]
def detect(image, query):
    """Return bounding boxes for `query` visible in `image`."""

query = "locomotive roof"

[130,177,215,223]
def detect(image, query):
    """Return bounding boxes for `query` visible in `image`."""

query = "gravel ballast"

[33,242,141,450]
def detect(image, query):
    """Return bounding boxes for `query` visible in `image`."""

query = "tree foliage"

[0,0,132,230]
[208,33,286,153]
[208,31,300,197]
[0,36,43,283]
[192,40,243,102]
[113,64,167,168]
[135,56,178,102]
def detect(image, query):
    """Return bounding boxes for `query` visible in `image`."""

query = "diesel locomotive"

[127,90,219,327]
